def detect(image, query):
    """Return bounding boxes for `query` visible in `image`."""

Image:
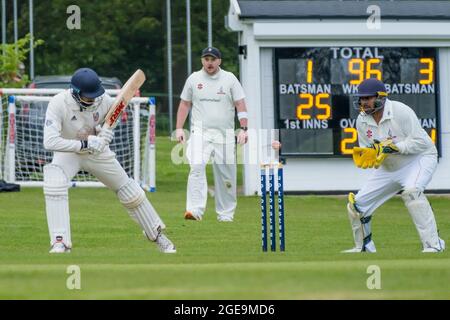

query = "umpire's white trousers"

[185,134,237,220]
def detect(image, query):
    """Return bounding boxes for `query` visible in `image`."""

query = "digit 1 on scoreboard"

[307,60,313,83]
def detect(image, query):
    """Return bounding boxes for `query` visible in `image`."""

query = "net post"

[5,96,16,182]
[0,94,3,180]
[149,97,156,192]
[133,101,140,182]
[141,97,156,192]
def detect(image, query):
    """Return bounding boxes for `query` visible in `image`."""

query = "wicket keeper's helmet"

[70,68,105,111]
[353,78,388,115]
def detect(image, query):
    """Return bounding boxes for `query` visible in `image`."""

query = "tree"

[12,1,237,110]
[0,34,43,88]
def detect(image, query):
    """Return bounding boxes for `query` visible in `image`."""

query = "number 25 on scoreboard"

[297,93,331,120]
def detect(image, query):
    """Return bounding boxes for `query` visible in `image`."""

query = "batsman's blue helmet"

[354,78,387,98]
[70,68,105,99]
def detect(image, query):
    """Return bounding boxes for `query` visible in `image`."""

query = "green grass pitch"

[1,137,449,299]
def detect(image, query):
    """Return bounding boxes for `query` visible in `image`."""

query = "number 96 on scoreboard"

[275,47,438,157]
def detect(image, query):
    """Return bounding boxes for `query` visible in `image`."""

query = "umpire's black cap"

[201,47,222,59]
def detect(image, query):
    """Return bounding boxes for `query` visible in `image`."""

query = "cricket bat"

[103,69,146,129]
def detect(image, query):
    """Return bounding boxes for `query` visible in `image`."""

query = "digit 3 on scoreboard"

[276,47,439,157]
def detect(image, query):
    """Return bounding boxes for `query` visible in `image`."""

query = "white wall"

[430,48,450,189]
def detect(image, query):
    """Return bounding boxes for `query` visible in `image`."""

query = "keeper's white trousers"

[51,150,129,191]
[185,134,237,220]
[355,154,437,214]
[352,154,440,250]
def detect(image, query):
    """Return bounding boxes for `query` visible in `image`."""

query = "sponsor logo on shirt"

[217,86,226,95]
[93,112,99,122]
[71,115,77,121]
[197,83,203,90]
[199,98,221,102]
[366,129,373,138]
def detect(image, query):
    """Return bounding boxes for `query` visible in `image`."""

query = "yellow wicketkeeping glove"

[372,139,399,168]
[352,147,377,169]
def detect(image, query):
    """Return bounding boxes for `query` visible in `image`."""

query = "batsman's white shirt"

[180,67,245,143]
[44,90,114,153]
[355,99,437,214]
[43,90,129,190]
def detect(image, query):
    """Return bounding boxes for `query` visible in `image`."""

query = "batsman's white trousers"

[355,154,437,214]
[52,151,129,190]
[185,134,237,220]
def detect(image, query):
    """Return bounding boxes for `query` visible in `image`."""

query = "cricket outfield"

[1,138,449,299]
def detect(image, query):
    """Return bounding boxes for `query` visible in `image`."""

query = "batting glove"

[87,135,107,154]
[95,125,114,144]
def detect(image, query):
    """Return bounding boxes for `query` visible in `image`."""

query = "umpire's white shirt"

[180,67,245,144]
[180,68,245,219]
[44,90,114,153]
[356,99,437,171]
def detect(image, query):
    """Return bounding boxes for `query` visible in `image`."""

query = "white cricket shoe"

[155,233,177,254]
[341,247,363,253]
[342,240,376,253]
[217,215,233,222]
[422,238,445,253]
[49,242,71,254]
[143,231,177,253]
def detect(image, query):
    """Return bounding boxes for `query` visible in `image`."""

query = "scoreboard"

[275,47,439,157]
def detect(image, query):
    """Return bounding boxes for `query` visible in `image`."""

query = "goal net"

[0,89,156,191]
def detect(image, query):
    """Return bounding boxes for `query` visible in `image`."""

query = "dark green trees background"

[5,0,238,125]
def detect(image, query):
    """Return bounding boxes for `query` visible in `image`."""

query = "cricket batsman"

[344,78,444,253]
[43,68,176,253]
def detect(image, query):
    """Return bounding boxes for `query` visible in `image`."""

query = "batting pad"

[43,164,72,247]
[117,179,165,240]
[347,202,363,250]
[402,188,441,250]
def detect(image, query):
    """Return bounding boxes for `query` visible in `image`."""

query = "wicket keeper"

[43,68,176,253]
[344,78,444,253]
